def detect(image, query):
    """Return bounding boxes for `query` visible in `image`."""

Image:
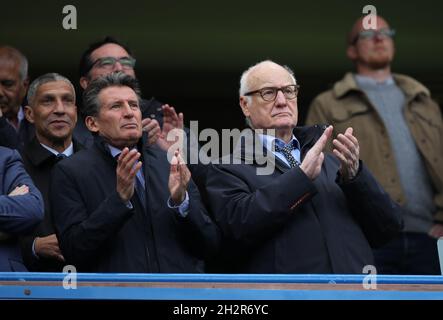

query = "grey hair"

[239,60,297,97]
[82,72,142,118]
[27,73,75,106]
[0,46,28,80]
[239,60,297,127]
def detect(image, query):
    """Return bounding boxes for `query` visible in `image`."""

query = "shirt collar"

[17,106,24,123]
[259,133,300,152]
[107,144,139,158]
[40,142,74,157]
[354,74,395,86]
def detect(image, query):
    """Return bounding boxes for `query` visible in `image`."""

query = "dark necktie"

[56,153,67,161]
[275,143,300,168]
[134,173,147,211]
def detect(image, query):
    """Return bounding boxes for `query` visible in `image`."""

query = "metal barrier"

[0,273,442,300]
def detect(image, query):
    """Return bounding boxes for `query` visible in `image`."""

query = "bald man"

[307,16,443,274]
[205,60,402,274]
[0,46,33,148]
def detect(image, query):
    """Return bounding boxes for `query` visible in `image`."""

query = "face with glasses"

[347,16,395,70]
[80,43,136,89]
[240,62,299,131]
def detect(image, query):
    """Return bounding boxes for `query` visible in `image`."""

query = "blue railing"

[0,273,442,300]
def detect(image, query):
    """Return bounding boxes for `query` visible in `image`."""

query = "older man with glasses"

[306,16,443,275]
[204,60,403,274]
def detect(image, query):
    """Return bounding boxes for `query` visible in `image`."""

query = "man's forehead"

[99,86,138,101]
[354,16,390,33]
[36,81,75,97]
[0,59,20,77]
[91,43,130,59]
[249,66,294,88]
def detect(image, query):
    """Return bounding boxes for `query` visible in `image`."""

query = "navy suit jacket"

[205,126,403,274]
[0,147,44,271]
[51,135,220,273]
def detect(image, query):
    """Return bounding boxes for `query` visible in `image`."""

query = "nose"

[122,102,135,117]
[113,61,124,72]
[53,98,66,114]
[274,89,288,107]
[373,31,386,42]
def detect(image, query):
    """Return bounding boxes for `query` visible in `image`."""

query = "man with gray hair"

[50,72,219,272]
[205,60,402,273]
[0,46,33,148]
[19,73,82,271]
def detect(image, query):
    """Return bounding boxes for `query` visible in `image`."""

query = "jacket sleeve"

[205,164,317,248]
[338,161,403,248]
[50,163,134,267]
[0,117,19,149]
[0,149,44,234]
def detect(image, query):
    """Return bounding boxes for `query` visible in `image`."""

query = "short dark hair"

[78,36,134,78]
[82,72,142,118]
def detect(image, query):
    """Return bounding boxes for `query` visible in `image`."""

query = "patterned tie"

[275,143,300,168]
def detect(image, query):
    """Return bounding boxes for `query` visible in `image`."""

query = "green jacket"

[306,72,443,223]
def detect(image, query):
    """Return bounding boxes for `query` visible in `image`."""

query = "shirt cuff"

[32,238,40,259]
[167,192,190,217]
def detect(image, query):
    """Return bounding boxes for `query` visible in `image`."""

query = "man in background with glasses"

[75,37,177,149]
[307,16,443,274]
[204,60,402,273]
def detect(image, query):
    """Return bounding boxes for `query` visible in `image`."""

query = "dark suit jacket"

[0,147,44,271]
[0,116,34,150]
[19,137,83,271]
[50,135,220,273]
[205,126,403,274]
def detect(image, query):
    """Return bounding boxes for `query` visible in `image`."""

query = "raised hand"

[300,125,333,180]
[141,118,161,145]
[332,127,360,182]
[156,104,185,152]
[168,150,191,205]
[116,148,142,202]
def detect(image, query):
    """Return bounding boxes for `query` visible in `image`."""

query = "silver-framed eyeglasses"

[244,84,300,102]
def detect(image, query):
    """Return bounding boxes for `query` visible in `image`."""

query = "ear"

[80,77,89,90]
[239,96,251,117]
[24,105,34,123]
[346,45,357,61]
[85,115,99,133]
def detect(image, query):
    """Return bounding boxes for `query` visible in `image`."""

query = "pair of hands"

[116,148,190,206]
[300,126,360,182]
[117,104,189,205]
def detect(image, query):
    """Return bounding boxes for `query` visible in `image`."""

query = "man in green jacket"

[306,15,443,275]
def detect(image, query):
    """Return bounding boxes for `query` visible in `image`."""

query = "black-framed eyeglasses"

[89,56,136,71]
[244,85,300,102]
[352,28,396,44]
